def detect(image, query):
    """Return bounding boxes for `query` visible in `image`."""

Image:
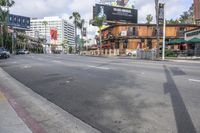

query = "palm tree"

[91,16,106,55]
[42,21,48,53]
[0,0,15,7]
[0,0,15,47]
[77,19,85,51]
[146,14,153,24]
[69,12,81,53]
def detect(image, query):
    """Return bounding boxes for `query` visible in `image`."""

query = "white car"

[126,50,137,56]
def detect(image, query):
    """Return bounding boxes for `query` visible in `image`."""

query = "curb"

[166,59,200,64]
[0,67,101,133]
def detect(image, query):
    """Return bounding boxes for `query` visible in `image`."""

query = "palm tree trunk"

[75,22,77,54]
[99,30,102,55]
[1,25,3,47]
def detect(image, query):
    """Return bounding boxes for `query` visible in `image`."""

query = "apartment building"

[26,16,75,47]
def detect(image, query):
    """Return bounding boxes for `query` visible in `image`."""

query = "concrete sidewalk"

[0,90,32,133]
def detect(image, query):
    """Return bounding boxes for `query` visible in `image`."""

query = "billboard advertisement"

[50,28,58,40]
[8,14,30,29]
[93,4,137,23]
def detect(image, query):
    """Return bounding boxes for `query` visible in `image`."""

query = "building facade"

[26,16,75,47]
[97,23,198,55]
[185,28,200,56]
[194,0,200,24]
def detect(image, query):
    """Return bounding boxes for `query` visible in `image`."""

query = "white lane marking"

[52,60,62,63]
[23,65,31,69]
[189,79,200,83]
[88,65,110,70]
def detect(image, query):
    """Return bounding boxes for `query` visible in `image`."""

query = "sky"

[10,0,193,38]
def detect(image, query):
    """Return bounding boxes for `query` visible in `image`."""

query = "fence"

[136,49,157,60]
[174,50,200,57]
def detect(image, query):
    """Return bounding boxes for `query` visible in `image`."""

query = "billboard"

[50,28,58,40]
[8,14,30,29]
[93,4,137,23]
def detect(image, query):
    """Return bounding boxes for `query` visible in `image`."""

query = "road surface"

[0,54,200,133]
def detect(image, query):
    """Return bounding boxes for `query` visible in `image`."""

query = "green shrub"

[165,49,175,57]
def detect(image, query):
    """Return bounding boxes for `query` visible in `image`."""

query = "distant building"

[26,16,75,47]
[194,0,200,24]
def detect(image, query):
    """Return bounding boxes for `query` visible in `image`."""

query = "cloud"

[10,0,193,38]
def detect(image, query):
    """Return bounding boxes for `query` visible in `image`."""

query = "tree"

[179,4,195,24]
[0,0,15,48]
[61,39,69,53]
[146,14,153,24]
[42,21,48,39]
[42,21,48,53]
[91,16,106,55]
[77,19,85,50]
[69,12,81,53]
[166,19,180,24]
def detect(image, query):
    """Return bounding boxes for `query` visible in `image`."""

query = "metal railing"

[173,50,200,57]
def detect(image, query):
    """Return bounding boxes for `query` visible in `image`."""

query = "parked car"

[0,47,10,59]
[126,49,137,56]
[16,49,30,55]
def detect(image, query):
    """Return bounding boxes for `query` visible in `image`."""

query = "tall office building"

[194,0,200,24]
[26,16,75,47]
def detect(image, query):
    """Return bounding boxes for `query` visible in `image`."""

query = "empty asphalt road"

[0,54,200,133]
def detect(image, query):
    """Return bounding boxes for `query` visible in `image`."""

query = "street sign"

[158,3,164,24]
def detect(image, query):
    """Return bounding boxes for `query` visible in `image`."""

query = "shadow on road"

[163,65,196,133]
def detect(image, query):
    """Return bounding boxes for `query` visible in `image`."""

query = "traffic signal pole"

[162,4,166,60]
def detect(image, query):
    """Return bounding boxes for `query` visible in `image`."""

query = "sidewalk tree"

[61,39,68,52]
[69,12,81,53]
[179,4,194,24]
[91,16,106,55]
[42,21,48,39]
[0,0,15,48]
[77,19,85,50]
[146,14,153,24]
[166,19,180,24]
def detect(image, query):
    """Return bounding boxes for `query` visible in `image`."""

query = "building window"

[147,39,152,49]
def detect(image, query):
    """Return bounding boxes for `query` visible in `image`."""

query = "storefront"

[97,23,198,56]
[185,28,200,56]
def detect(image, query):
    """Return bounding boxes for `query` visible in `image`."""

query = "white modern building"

[26,16,75,48]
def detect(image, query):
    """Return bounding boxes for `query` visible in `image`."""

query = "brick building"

[194,0,200,24]
[96,23,198,55]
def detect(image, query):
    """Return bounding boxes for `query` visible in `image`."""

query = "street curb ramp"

[0,67,101,133]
